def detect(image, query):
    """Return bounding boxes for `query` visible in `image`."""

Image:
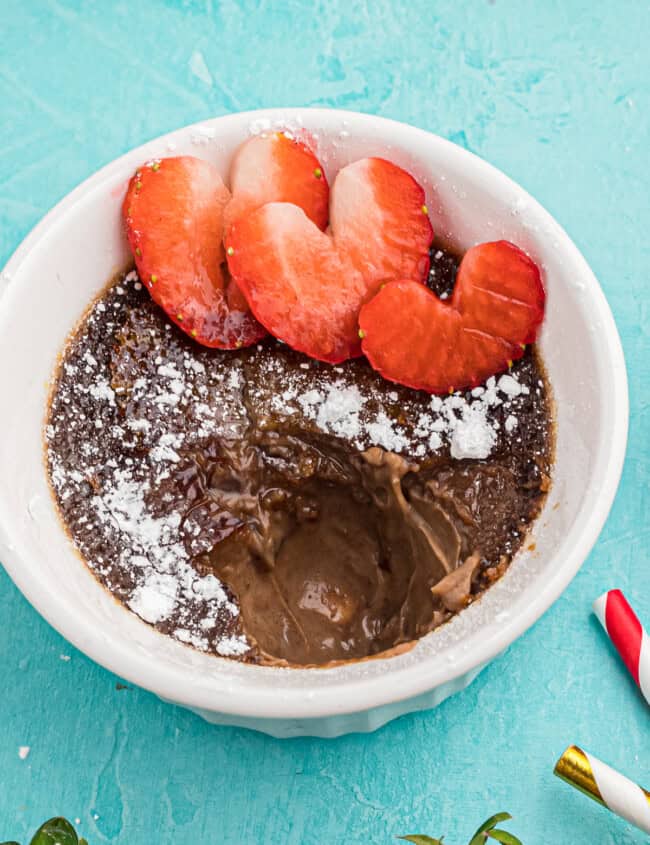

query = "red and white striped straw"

[593,589,650,705]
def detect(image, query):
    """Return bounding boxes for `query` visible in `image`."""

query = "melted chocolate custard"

[46,247,553,666]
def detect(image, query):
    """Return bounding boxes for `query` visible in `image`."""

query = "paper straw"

[593,589,650,704]
[554,745,650,834]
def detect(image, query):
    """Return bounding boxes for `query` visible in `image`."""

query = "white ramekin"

[0,109,628,737]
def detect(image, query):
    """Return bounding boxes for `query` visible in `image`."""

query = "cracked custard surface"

[46,247,553,666]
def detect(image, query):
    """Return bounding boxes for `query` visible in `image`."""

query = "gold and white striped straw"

[554,745,650,834]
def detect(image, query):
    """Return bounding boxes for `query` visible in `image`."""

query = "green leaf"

[486,831,522,845]
[1,841,21,845]
[468,813,513,845]
[398,836,444,845]
[29,818,79,845]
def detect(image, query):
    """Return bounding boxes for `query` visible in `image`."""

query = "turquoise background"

[1,1,649,842]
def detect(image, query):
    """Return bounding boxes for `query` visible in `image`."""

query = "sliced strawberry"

[331,158,432,282]
[359,241,545,393]
[454,240,545,343]
[224,131,329,232]
[123,156,265,348]
[226,158,433,363]
[227,204,357,361]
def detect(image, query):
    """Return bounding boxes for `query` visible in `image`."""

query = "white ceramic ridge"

[0,109,628,737]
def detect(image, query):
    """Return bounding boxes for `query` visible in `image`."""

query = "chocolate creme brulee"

[45,246,553,666]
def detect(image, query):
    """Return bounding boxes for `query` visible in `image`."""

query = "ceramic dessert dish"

[44,131,552,669]
[0,109,628,736]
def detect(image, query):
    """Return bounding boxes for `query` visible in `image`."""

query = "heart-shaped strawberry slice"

[124,156,265,348]
[226,157,433,363]
[358,240,545,393]
[123,133,329,349]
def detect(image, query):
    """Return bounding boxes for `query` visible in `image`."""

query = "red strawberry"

[123,156,265,348]
[224,131,329,232]
[226,158,433,363]
[359,241,545,393]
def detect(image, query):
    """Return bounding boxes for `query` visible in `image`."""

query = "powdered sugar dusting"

[449,406,497,460]
[250,351,530,461]
[216,634,251,657]
[46,273,249,657]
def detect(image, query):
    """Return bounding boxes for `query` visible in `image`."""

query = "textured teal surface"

[1,1,649,842]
